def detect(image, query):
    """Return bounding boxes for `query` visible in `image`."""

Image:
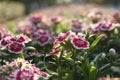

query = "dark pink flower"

[88,10,103,23]
[71,19,84,32]
[51,16,62,23]
[47,49,60,56]
[30,32,40,40]
[31,51,43,57]
[53,32,70,48]
[71,36,89,49]
[8,42,25,53]
[16,34,31,43]
[11,69,34,80]
[0,58,49,80]
[37,29,48,36]
[16,21,34,35]
[40,72,49,79]
[53,31,74,48]
[0,38,10,47]
[38,36,50,46]
[0,28,13,38]
[29,13,44,23]
[100,22,115,31]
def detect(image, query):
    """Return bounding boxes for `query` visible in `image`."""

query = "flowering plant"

[0,9,120,80]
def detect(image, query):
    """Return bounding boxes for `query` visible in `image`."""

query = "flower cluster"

[89,21,118,34]
[54,31,89,49]
[31,29,54,46]
[29,13,45,24]
[71,19,85,32]
[0,34,31,53]
[0,58,49,80]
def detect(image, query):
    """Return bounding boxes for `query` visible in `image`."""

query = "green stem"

[72,49,77,80]
[57,49,64,80]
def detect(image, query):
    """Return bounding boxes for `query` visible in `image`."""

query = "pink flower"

[8,42,24,53]
[4,34,31,53]
[40,72,49,80]
[38,36,50,46]
[16,21,34,35]
[0,27,13,38]
[71,34,89,49]
[31,29,54,46]
[88,10,103,23]
[100,77,107,80]
[29,13,45,23]
[37,29,48,36]
[0,37,10,47]
[71,19,84,32]
[1,58,49,80]
[51,16,62,23]
[53,32,70,48]
[31,52,44,57]
[47,49,60,56]
[17,34,31,43]
[100,22,115,31]
[9,69,34,80]
[30,32,40,40]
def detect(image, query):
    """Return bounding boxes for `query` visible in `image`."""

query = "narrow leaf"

[90,34,104,50]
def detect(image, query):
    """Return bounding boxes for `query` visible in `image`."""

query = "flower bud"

[90,62,94,66]
[109,48,116,55]
[102,53,106,58]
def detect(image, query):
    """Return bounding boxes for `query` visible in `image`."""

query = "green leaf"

[24,46,36,52]
[90,34,104,50]
[89,66,98,80]
[65,52,73,60]
[18,53,24,59]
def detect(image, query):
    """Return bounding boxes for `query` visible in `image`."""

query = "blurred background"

[0,0,120,23]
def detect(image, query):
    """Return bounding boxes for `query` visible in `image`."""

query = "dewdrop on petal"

[109,48,116,55]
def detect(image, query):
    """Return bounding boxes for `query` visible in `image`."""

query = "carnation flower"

[0,34,31,53]
[53,32,70,48]
[0,58,49,80]
[0,37,11,47]
[16,21,34,35]
[9,69,34,80]
[71,33,89,49]
[31,51,43,57]
[30,32,40,40]
[29,13,45,24]
[38,36,50,46]
[8,42,25,54]
[47,49,60,56]
[100,22,115,31]
[0,27,13,38]
[51,16,62,23]
[71,19,84,32]
[31,29,54,46]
